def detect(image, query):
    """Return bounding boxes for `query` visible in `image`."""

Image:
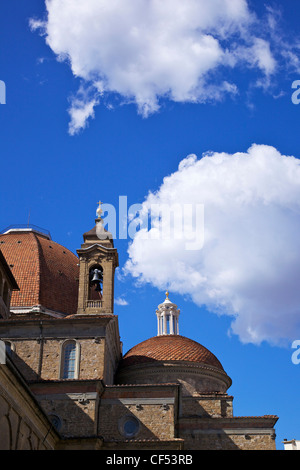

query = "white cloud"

[115,297,129,306]
[250,38,276,76]
[124,145,300,346]
[67,85,100,135]
[30,0,285,134]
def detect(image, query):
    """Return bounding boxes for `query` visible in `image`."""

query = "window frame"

[59,339,80,380]
[118,415,140,439]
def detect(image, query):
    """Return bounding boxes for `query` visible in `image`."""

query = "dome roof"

[0,228,79,316]
[121,335,224,371]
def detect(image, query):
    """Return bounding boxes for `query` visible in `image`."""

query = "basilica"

[0,207,278,450]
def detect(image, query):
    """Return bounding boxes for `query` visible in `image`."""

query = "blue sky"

[1,0,300,449]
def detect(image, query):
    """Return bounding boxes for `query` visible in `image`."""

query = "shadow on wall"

[98,400,170,442]
[0,350,96,445]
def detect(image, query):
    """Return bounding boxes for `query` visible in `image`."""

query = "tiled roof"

[0,231,79,315]
[121,335,224,370]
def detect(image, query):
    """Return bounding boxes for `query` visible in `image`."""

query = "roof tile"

[121,335,224,370]
[0,231,79,315]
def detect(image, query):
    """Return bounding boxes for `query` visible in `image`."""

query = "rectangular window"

[63,343,76,379]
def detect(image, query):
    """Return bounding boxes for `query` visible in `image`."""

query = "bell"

[91,270,101,283]
[90,268,102,293]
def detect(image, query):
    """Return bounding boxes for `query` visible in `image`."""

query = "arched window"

[61,340,78,379]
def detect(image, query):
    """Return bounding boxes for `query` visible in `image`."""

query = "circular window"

[119,415,140,439]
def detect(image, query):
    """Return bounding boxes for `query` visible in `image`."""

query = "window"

[48,414,62,432]
[61,341,78,379]
[118,415,140,439]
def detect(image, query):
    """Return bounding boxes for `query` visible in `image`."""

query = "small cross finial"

[96,201,103,219]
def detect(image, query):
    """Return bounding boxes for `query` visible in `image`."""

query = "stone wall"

[102,439,184,450]
[36,392,97,437]
[0,358,57,450]
[30,380,103,439]
[98,385,179,441]
[181,431,276,450]
[7,337,106,381]
[0,315,121,384]
[178,416,278,450]
[181,393,233,418]
[117,361,231,395]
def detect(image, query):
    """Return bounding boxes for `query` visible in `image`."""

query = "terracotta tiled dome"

[121,335,224,371]
[0,228,79,315]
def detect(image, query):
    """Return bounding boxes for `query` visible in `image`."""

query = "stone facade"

[178,416,277,450]
[0,222,279,451]
[98,384,179,442]
[181,393,234,418]
[0,352,58,450]
[1,315,121,384]
[30,380,103,438]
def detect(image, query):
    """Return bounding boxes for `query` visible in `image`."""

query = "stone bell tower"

[77,202,119,315]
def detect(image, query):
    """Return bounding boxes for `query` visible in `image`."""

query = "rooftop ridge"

[0,224,51,240]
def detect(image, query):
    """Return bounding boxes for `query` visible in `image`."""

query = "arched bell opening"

[88,264,103,301]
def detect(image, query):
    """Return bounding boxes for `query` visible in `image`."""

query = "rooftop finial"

[96,201,103,220]
[165,290,169,300]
